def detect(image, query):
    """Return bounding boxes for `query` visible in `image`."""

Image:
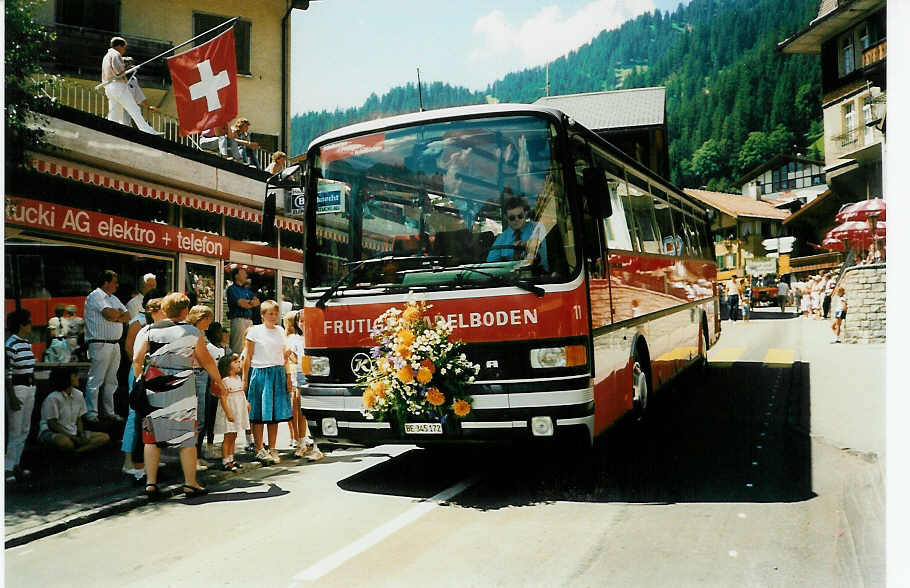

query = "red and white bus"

[293,104,719,447]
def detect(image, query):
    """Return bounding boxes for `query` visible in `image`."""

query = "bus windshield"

[307,115,577,292]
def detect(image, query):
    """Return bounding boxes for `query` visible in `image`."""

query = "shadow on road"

[338,361,815,509]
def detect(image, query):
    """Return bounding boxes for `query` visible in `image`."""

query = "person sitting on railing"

[101,37,162,135]
[220,117,260,169]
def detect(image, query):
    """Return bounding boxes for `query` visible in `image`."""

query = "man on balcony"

[101,37,162,135]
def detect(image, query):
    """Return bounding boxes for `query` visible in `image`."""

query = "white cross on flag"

[167,28,238,136]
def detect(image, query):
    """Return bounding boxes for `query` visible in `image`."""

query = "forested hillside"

[290,0,822,191]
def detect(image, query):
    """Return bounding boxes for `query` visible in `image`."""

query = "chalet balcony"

[835,128,860,148]
[788,251,844,274]
[42,23,173,88]
[862,40,886,69]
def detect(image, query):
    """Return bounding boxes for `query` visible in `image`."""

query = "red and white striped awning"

[27,157,300,232]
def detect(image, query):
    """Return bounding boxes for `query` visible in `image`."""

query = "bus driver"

[486,193,548,271]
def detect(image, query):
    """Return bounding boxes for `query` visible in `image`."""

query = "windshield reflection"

[307,116,577,293]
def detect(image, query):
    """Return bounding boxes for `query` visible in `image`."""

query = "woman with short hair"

[132,292,225,498]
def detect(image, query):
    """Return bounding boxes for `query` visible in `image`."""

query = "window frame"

[192,12,253,76]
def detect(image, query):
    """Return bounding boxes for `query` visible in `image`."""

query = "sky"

[291,0,689,115]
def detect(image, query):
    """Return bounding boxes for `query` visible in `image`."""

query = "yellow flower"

[395,343,412,360]
[420,359,436,374]
[453,399,471,417]
[396,365,414,384]
[402,305,421,323]
[426,387,445,406]
[396,328,416,347]
[377,357,391,374]
[369,380,386,399]
[362,389,376,409]
[416,367,433,385]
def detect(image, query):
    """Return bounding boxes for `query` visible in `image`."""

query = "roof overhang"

[782,189,834,225]
[778,0,884,55]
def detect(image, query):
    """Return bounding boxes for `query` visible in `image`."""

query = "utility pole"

[417,67,425,112]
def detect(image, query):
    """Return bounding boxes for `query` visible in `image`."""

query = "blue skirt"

[248,365,292,424]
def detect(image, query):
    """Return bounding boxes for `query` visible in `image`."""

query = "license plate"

[404,422,443,434]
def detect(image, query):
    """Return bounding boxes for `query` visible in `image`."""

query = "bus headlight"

[322,418,339,437]
[530,345,586,369]
[531,416,554,436]
[301,355,331,377]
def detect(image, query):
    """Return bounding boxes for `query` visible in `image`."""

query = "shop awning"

[29,156,303,233]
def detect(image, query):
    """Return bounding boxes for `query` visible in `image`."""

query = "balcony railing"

[43,23,173,88]
[862,39,886,69]
[43,79,272,170]
[835,127,860,148]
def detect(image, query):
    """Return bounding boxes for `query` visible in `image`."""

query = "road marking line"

[709,347,745,363]
[290,477,478,584]
[763,348,795,366]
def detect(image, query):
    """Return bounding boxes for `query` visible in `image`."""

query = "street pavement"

[4,306,888,586]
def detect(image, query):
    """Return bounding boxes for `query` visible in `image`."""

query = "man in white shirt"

[126,273,157,318]
[84,270,130,424]
[38,368,110,454]
[101,37,162,135]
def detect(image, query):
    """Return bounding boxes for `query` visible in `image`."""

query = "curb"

[5,457,268,549]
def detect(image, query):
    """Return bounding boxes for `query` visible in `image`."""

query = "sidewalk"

[4,430,319,547]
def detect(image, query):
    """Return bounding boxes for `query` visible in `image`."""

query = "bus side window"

[590,147,634,252]
[694,219,711,260]
[628,181,660,254]
[652,197,674,256]
[571,136,606,277]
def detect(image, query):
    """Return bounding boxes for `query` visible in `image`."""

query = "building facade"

[6,2,310,359]
[779,0,886,205]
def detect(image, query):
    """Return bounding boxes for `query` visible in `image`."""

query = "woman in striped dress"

[132,293,225,498]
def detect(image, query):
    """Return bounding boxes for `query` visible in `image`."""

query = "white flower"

[441,368,447,375]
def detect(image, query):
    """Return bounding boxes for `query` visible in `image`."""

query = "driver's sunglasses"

[507,212,525,221]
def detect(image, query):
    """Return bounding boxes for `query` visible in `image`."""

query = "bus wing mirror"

[266,163,303,188]
[582,167,612,219]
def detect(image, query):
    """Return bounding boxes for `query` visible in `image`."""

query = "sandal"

[144,483,163,501]
[182,484,209,497]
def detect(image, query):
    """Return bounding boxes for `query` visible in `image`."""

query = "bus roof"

[308,103,567,151]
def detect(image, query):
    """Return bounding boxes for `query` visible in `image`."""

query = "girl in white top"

[285,310,324,461]
[242,300,293,464]
[214,353,247,470]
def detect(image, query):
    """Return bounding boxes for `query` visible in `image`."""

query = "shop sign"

[5,196,230,259]
[745,257,777,277]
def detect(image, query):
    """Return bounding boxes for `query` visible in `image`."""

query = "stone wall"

[841,263,886,344]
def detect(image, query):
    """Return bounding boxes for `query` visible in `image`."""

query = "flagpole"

[94,16,240,90]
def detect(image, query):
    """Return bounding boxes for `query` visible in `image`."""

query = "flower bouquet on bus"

[358,301,480,435]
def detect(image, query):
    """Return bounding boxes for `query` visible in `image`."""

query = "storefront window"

[183,207,222,236]
[222,263,276,325]
[186,262,217,309]
[281,276,304,315]
[5,237,173,345]
[226,216,277,248]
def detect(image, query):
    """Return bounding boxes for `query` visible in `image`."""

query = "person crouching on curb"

[831,287,848,343]
[38,368,110,455]
[242,300,293,464]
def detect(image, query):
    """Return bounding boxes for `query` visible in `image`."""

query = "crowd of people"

[5,268,323,487]
[717,269,848,343]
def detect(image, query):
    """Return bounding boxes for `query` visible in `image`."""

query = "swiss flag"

[167,28,238,137]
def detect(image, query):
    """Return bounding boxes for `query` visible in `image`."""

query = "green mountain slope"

[290,0,821,190]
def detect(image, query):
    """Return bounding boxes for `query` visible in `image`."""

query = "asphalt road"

[5,307,883,587]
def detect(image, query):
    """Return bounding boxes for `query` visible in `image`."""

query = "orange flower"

[395,344,412,360]
[426,387,445,406]
[396,365,414,383]
[396,328,416,347]
[453,399,471,417]
[369,380,386,398]
[362,389,376,409]
[402,305,421,323]
[416,367,433,384]
[420,359,436,374]
[377,357,391,374]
